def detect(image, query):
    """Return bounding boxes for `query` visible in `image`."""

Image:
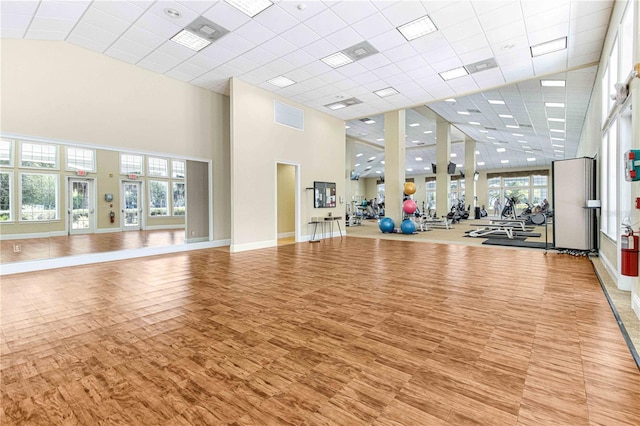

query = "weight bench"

[468,224,516,239]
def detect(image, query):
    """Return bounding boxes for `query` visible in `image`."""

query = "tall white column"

[384,110,406,227]
[464,137,476,210]
[436,117,450,218]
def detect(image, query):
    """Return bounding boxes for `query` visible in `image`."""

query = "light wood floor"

[2,237,639,425]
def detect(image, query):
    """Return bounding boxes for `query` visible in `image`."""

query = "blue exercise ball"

[379,217,395,233]
[400,219,416,234]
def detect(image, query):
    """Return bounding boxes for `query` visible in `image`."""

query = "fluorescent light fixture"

[517,140,527,143]
[424,130,433,134]
[527,157,536,162]
[554,149,564,153]
[415,157,423,161]
[506,125,519,129]
[440,67,468,81]
[526,150,534,154]
[522,146,531,149]
[450,153,457,157]
[376,170,382,174]
[368,156,376,160]
[456,164,463,167]
[397,15,437,41]
[550,129,565,133]
[356,153,363,157]
[469,121,481,125]
[457,111,470,115]
[541,79,566,87]
[321,51,354,68]
[501,160,509,164]
[225,0,273,17]
[488,99,505,105]
[547,118,565,122]
[267,75,295,88]
[499,114,513,118]
[345,125,350,129]
[365,166,372,170]
[444,98,456,102]
[355,163,360,167]
[553,144,564,147]
[512,133,524,137]
[406,168,413,172]
[364,119,376,124]
[412,140,420,144]
[475,151,480,154]
[381,161,385,164]
[545,102,565,108]
[487,136,496,140]
[327,102,347,110]
[376,138,384,142]
[479,129,489,133]
[477,161,485,166]
[170,30,212,51]
[551,138,565,141]
[374,87,399,97]
[424,166,430,170]
[496,148,506,152]
[531,37,567,57]
[409,123,420,127]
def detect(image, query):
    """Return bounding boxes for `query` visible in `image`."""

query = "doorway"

[68,178,95,235]
[122,180,143,231]
[276,163,298,245]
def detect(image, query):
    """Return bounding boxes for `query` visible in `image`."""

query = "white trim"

[599,250,618,281]
[277,232,295,239]
[230,239,276,253]
[0,239,230,276]
[146,224,185,231]
[0,230,66,240]
[599,250,634,292]
[186,236,208,243]
[94,227,122,234]
[632,291,640,320]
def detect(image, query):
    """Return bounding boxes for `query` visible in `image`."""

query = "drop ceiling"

[2,0,614,172]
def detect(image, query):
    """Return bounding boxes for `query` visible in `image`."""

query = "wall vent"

[274,101,304,131]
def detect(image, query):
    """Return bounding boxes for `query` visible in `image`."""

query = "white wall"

[230,78,345,251]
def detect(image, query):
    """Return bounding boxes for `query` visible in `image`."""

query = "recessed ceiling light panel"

[531,37,567,57]
[397,15,438,41]
[324,97,362,110]
[225,0,273,17]
[321,51,354,68]
[439,67,468,81]
[170,30,212,52]
[488,99,505,105]
[374,87,399,97]
[545,102,565,108]
[541,79,566,87]
[267,75,296,88]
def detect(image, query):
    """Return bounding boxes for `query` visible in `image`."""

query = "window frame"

[120,153,144,176]
[0,139,14,167]
[172,160,186,179]
[148,156,169,178]
[19,141,59,170]
[65,146,96,172]
[19,172,59,222]
[148,180,169,217]
[172,181,185,216]
[0,171,13,222]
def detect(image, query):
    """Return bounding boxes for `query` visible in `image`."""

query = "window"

[66,147,95,172]
[148,157,168,177]
[20,173,58,221]
[532,175,548,186]
[601,133,609,236]
[120,154,143,175]
[0,139,13,166]
[20,142,58,169]
[620,3,633,80]
[503,177,530,187]
[0,172,11,221]
[488,177,500,187]
[172,160,185,179]
[173,182,185,216]
[149,180,169,216]
[531,188,548,206]
[606,124,617,240]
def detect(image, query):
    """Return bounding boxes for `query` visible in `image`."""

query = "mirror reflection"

[0,136,208,264]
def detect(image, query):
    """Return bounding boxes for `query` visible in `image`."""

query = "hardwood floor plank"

[1,237,639,424]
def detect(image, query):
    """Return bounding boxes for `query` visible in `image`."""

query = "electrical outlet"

[13,244,21,253]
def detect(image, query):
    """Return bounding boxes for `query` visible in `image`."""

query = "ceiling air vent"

[519,123,533,128]
[464,58,498,74]
[185,16,229,42]
[343,41,379,62]
[484,127,497,131]
[467,109,481,113]
[324,97,362,111]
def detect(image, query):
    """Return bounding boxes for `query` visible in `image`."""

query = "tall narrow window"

[20,142,58,169]
[0,139,13,166]
[173,182,185,216]
[20,173,58,221]
[149,180,169,216]
[120,154,144,175]
[0,172,12,221]
[172,160,185,179]
[66,147,95,172]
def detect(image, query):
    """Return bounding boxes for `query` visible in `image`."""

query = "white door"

[69,179,94,235]
[122,181,142,231]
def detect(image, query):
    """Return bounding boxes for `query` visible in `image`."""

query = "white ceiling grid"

[1,0,614,173]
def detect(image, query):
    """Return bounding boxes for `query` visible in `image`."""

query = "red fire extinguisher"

[110,211,115,223]
[621,226,639,277]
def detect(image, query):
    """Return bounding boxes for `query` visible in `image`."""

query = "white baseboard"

[0,238,231,275]
[0,230,67,240]
[95,227,122,234]
[146,224,185,231]
[633,291,640,321]
[599,250,635,291]
[277,231,295,239]
[230,239,276,253]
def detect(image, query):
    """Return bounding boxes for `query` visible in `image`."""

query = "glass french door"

[69,179,94,235]
[122,181,142,231]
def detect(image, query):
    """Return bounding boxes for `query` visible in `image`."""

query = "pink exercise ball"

[403,199,417,214]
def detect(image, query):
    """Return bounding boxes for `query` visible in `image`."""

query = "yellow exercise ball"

[404,182,416,195]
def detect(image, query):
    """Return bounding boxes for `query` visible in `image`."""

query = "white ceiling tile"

[570,9,612,34]
[329,0,379,25]
[67,32,112,53]
[355,52,392,71]
[281,24,321,48]
[380,1,427,26]
[134,10,182,38]
[459,47,495,65]
[470,1,513,16]
[324,26,364,51]
[568,51,602,68]
[2,1,39,15]
[351,12,393,40]
[395,55,429,73]
[285,67,314,83]
[318,70,349,85]
[82,7,131,36]
[278,1,328,21]
[240,47,277,68]
[234,20,277,45]
[199,42,238,62]
[261,59,302,77]
[105,47,142,65]
[441,18,483,44]
[24,29,68,40]
[215,33,255,55]
[471,68,506,88]
[281,49,316,68]
[175,1,215,14]
[304,8,347,37]
[525,5,570,34]
[476,2,524,32]
[253,5,299,34]
[89,1,144,23]
[532,49,568,74]
[332,77,359,91]
[28,16,76,33]
[138,58,174,74]
[201,1,251,31]
[70,21,120,48]
[335,61,369,78]
[164,67,197,82]
[570,1,612,19]
[372,63,402,79]
[167,61,207,79]
[527,25,570,46]
[382,43,419,63]
[122,26,166,50]
[368,28,407,52]
[155,40,198,62]
[143,49,183,71]
[1,13,32,30]
[1,27,27,38]
[147,1,201,28]
[37,1,90,20]
[304,38,340,59]
[350,71,381,85]
[260,36,298,57]
[225,55,260,74]
[108,38,153,58]
[484,20,527,45]
[129,1,154,11]
[429,2,476,30]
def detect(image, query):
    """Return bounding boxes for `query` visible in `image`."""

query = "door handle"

[89,209,94,214]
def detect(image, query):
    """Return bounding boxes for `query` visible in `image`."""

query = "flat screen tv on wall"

[447,162,456,174]
[314,181,336,208]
